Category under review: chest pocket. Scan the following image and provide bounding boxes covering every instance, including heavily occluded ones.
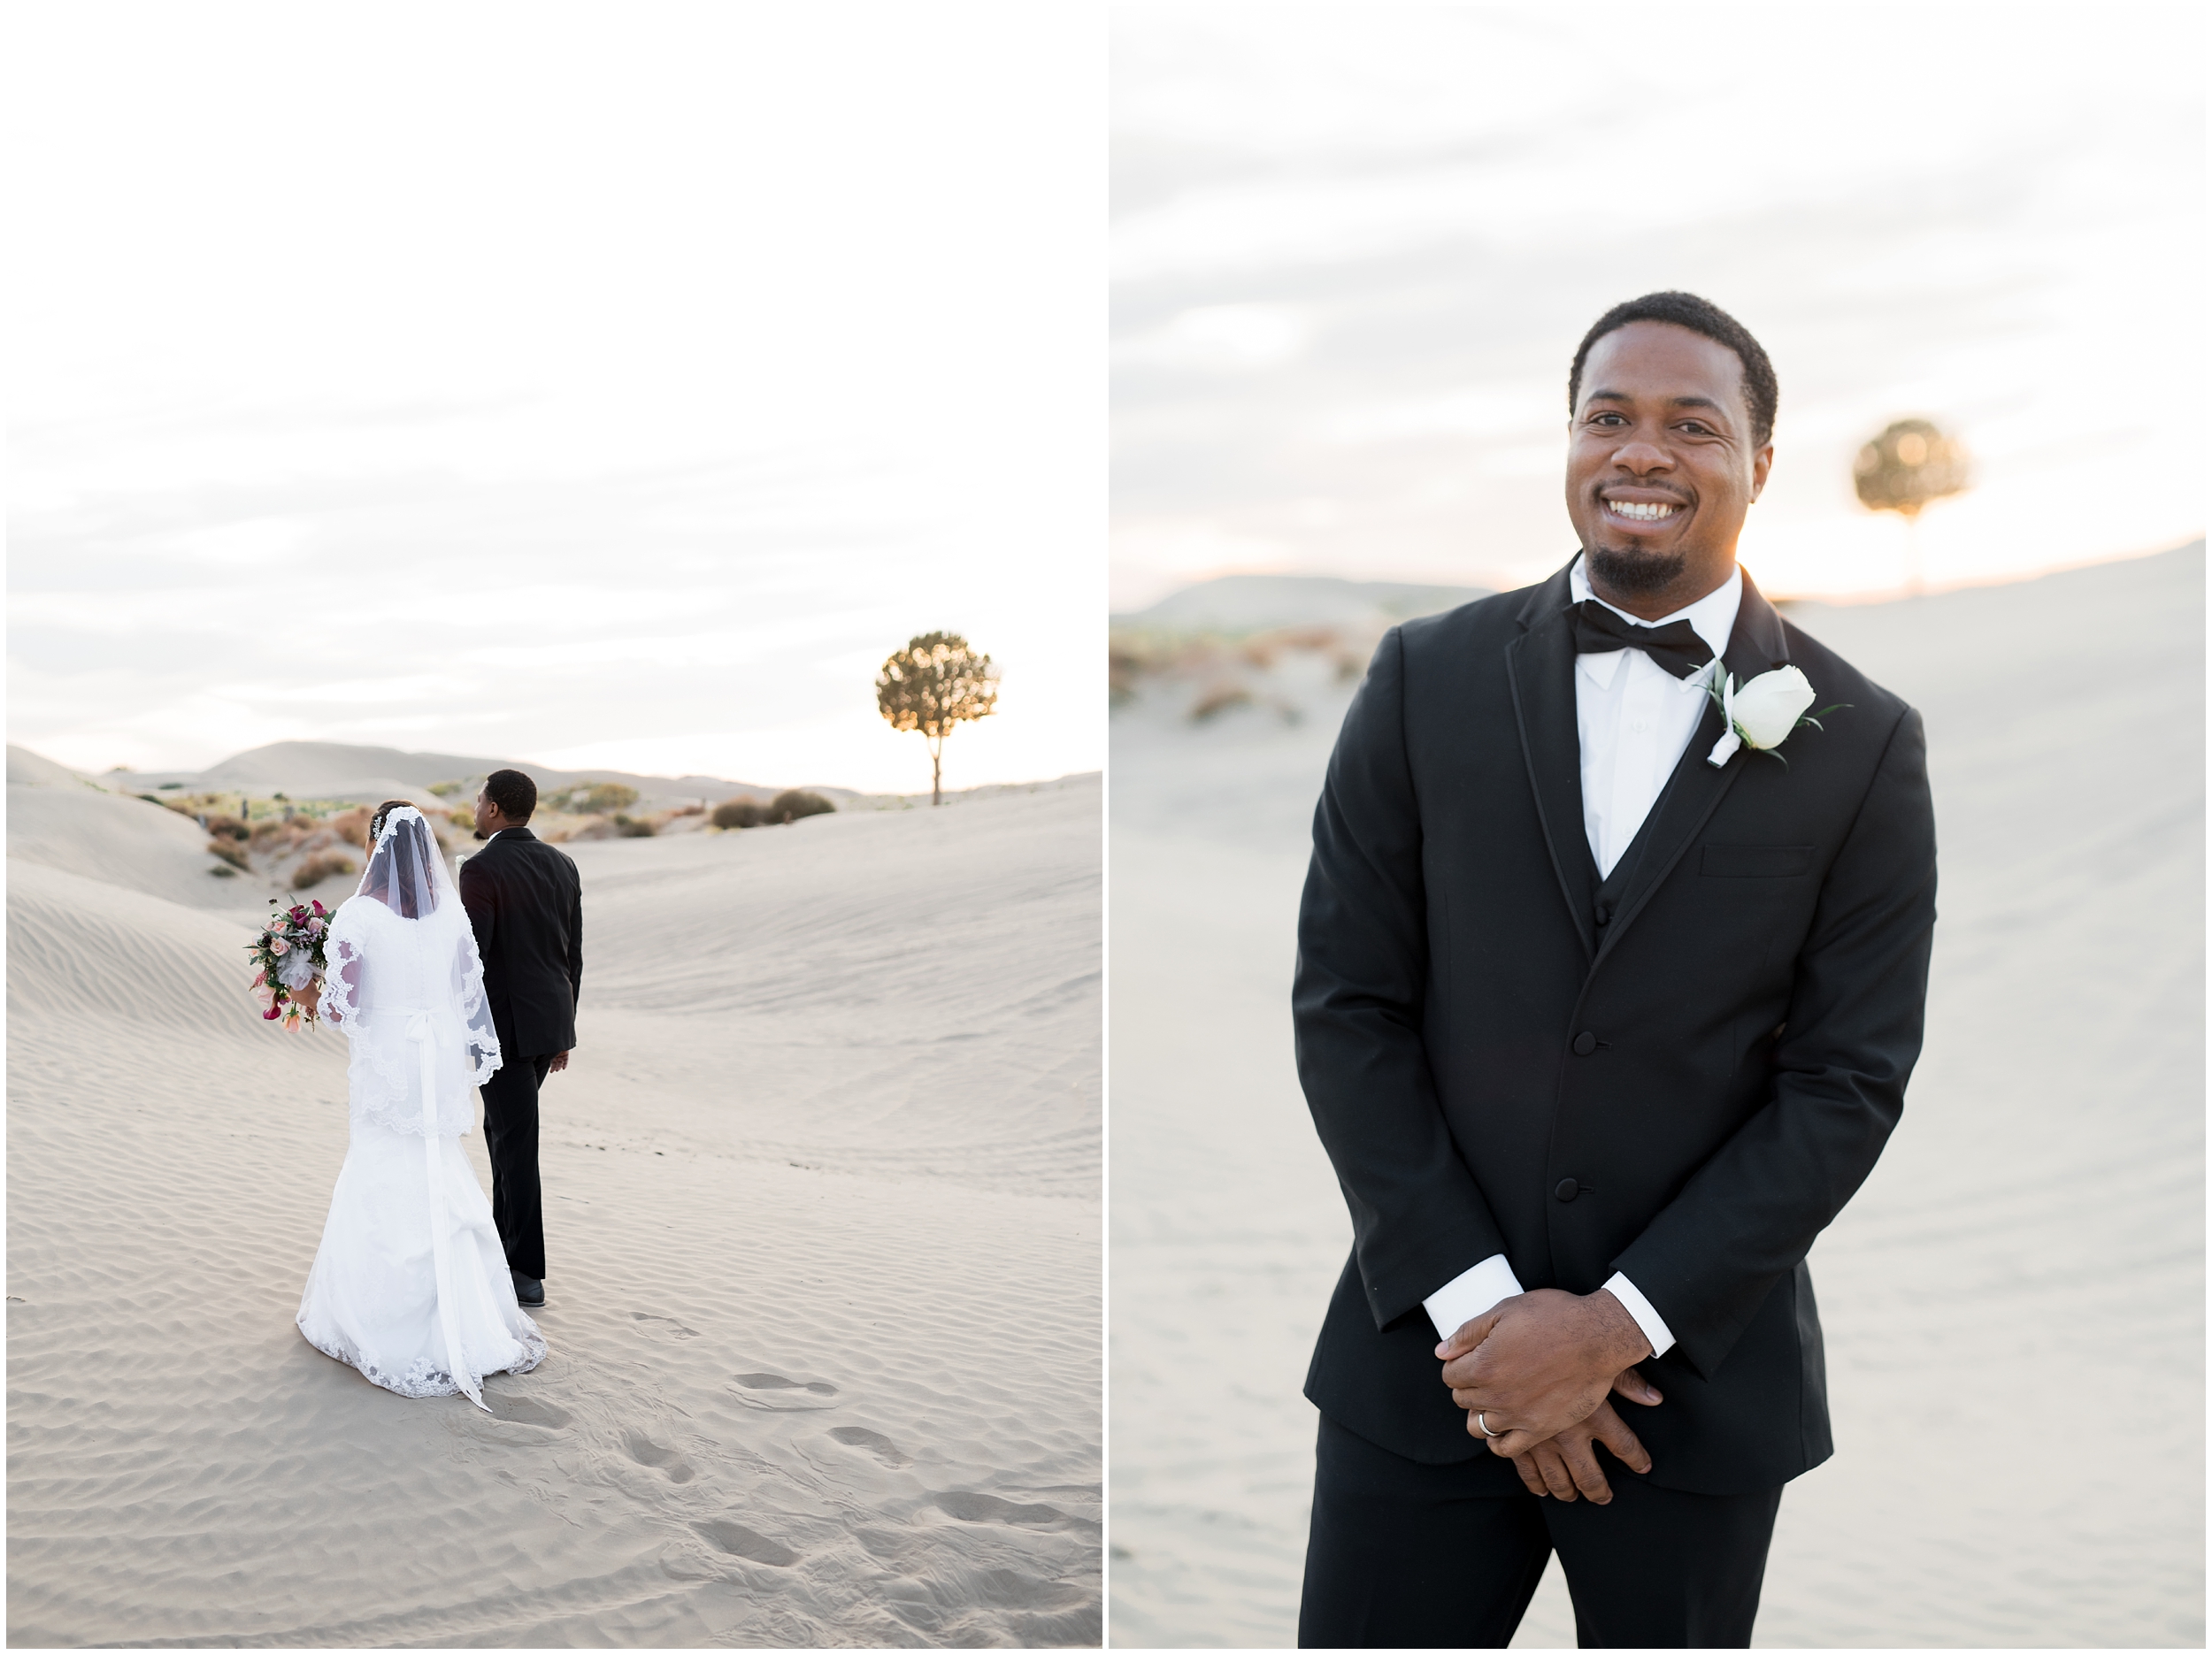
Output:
[1701,844,1815,878]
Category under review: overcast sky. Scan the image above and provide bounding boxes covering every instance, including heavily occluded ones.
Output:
[11,3,1102,791]
[1111,4,2205,609]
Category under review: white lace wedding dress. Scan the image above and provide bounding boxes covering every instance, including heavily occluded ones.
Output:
[296,807,545,1408]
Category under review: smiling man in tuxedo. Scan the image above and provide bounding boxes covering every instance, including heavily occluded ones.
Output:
[1293,292,1936,1647]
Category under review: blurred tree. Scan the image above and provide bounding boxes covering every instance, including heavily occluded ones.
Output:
[876,632,999,806]
[1854,418,1972,593]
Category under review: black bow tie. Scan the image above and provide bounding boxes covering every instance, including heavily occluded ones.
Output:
[1569,599,1715,681]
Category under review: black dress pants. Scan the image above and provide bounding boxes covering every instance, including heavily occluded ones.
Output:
[480,1052,553,1279]
[1299,1414,1783,1649]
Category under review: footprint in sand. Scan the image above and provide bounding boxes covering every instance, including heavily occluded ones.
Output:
[733,1371,837,1395]
[972,1567,1093,1612]
[694,1519,801,1567]
[729,1371,840,1411]
[933,1490,1069,1528]
[485,1396,572,1429]
[630,1312,700,1338]
[623,1430,696,1483]
[827,1425,912,1467]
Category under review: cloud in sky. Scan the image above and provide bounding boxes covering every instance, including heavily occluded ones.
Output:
[1110,4,2205,609]
[10,3,1102,793]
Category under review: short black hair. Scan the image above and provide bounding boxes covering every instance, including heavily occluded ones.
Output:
[482,768,537,824]
[1567,291,1778,448]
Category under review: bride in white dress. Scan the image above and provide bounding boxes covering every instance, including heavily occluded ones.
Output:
[295,802,545,1409]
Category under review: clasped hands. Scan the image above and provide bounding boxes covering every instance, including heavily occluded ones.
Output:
[1437,1287,1661,1505]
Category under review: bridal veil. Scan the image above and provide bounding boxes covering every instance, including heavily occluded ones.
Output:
[321,806,503,1138]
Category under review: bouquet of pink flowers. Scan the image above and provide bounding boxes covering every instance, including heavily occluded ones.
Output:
[249,898,334,1028]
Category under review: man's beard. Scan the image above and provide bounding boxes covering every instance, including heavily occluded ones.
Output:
[472,827,490,841]
[1586,540,1689,598]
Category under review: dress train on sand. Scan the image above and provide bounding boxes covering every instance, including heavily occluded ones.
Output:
[297,1117,544,1401]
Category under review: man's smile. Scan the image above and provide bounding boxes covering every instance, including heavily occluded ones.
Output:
[1597,488,1691,530]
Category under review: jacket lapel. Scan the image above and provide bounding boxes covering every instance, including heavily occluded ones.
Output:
[1506,564,1597,960]
[1590,569,1792,969]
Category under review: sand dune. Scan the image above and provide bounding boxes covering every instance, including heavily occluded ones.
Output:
[6,748,265,912]
[1108,546,2203,1647]
[6,747,90,790]
[1111,573,1492,632]
[8,773,1101,1646]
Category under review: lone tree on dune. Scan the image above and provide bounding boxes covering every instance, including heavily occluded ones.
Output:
[876,632,998,806]
[1853,418,1972,594]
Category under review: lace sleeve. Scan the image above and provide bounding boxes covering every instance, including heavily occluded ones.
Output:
[457,925,503,1086]
[323,936,365,1029]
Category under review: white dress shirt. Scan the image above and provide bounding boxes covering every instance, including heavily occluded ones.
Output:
[1422,559,1744,1361]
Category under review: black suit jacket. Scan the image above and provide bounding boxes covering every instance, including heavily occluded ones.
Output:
[1294,562,1936,1495]
[459,828,584,1059]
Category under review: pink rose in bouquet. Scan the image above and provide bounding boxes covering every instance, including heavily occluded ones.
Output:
[247,898,335,1027]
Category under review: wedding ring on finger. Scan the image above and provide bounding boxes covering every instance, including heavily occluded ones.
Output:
[1477,1411,1503,1438]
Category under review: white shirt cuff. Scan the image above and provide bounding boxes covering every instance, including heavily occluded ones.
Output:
[1601,1270,1676,1359]
[1423,1253,1525,1341]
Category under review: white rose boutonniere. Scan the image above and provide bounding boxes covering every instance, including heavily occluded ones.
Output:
[1705,664,1842,767]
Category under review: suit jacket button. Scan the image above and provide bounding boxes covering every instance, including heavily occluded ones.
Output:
[1571,1031,1597,1055]
[1555,1178,1580,1202]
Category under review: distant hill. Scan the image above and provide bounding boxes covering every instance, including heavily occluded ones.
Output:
[197,742,509,788]
[1113,573,1493,633]
[94,740,841,809]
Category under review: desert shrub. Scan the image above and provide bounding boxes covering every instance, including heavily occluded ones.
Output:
[711,798,766,830]
[324,806,374,849]
[612,814,657,838]
[449,808,474,830]
[208,838,250,870]
[557,818,615,842]
[427,780,465,797]
[1108,642,1139,690]
[770,789,835,824]
[250,818,294,849]
[206,815,250,841]
[559,781,639,815]
[293,852,357,890]
[670,802,704,818]
[1189,683,1253,723]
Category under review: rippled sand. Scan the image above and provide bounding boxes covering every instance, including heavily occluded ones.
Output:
[1108,548,2202,1647]
[9,770,1100,1646]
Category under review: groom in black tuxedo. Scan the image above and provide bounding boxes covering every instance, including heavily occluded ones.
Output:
[459,767,583,1311]
[1294,292,1936,1647]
